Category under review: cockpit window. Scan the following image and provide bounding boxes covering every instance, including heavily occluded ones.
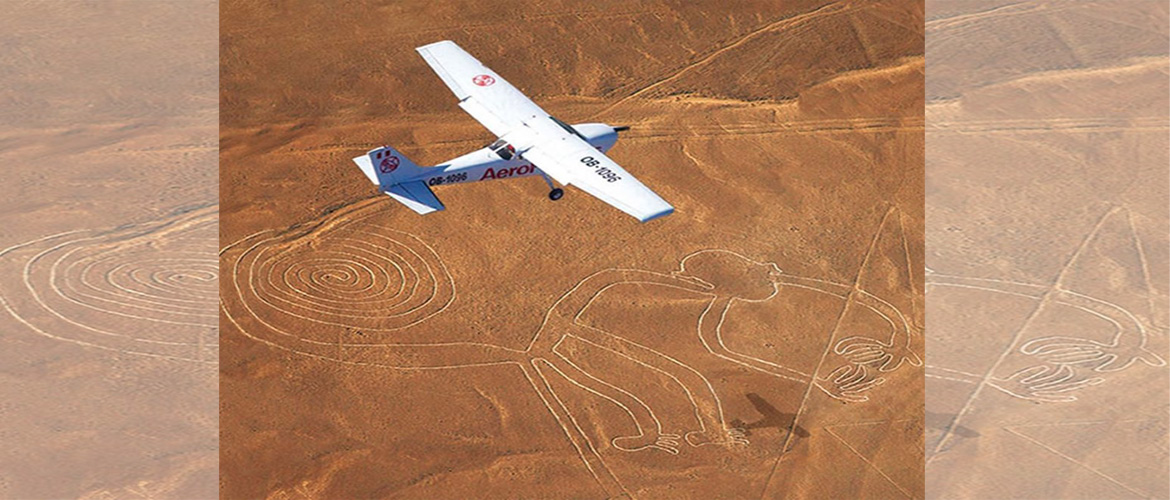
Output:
[488,138,515,160]
[549,116,587,140]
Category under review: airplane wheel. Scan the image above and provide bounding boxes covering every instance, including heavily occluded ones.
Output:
[549,188,564,201]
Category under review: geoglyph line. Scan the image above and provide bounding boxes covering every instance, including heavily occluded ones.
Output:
[927,206,1167,460]
[221,198,921,497]
[824,423,915,499]
[757,205,926,498]
[0,205,218,363]
[1002,427,1151,498]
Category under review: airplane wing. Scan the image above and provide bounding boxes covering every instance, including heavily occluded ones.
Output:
[416,40,673,222]
[415,40,545,137]
[519,129,673,222]
[746,393,780,418]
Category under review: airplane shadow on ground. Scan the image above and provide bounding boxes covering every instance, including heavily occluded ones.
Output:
[730,393,811,439]
[729,395,982,443]
[926,410,981,439]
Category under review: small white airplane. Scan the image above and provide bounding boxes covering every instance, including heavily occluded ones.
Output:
[353,40,674,223]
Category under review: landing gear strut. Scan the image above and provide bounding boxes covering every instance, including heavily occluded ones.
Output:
[540,172,564,201]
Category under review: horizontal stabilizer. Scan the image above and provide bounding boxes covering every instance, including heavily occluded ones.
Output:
[385,181,445,215]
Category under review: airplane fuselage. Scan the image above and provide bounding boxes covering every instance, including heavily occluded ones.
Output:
[358,40,671,221]
[407,123,619,188]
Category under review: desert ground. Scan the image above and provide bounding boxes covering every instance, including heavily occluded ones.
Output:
[925,0,1169,498]
[0,1,218,499]
[220,1,925,498]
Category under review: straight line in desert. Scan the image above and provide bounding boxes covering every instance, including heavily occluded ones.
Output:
[1127,210,1161,332]
[929,205,1123,459]
[758,205,897,499]
[824,422,915,499]
[931,57,1170,101]
[222,9,671,41]
[594,0,857,118]
[268,117,924,157]
[925,1,1051,32]
[927,117,1168,134]
[1002,427,1150,498]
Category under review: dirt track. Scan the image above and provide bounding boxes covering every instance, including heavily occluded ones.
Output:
[220,1,925,498]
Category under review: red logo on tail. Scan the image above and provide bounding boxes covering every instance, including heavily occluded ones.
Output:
[379,155,400,173]
[472,74,495,87]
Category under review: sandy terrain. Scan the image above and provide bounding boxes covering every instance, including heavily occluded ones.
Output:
[220,1,924,498]
[925,0,1169,498]
[0,1,218,499]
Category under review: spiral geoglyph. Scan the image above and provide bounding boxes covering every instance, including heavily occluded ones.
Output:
[221,199,454,355]
[0,206,218,363]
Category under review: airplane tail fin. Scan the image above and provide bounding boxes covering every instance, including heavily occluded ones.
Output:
[352,145,429,188]
[352,145,444,215]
